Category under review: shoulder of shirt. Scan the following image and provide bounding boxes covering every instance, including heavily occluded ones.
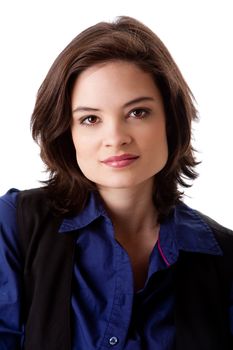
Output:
[195,209,233,235]
[0,188,20,212]
[177,202,233,252]
[194,208,233,252]
[0,187,47,207]
[0,187,49,220]
[176,202,232,233]
[0,189,20,242]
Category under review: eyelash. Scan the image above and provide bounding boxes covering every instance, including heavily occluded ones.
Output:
[79,108,151,127]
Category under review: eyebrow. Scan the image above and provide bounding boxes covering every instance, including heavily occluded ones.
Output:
[72,96,156,113]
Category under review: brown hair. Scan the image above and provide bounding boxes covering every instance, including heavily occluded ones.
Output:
[31,16,199,221]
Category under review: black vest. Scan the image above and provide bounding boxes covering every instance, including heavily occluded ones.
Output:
[17,188,233,350]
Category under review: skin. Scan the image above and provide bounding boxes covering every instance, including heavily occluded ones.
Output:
[71,60,168,290]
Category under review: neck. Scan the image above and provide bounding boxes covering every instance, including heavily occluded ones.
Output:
[98,180,158,237]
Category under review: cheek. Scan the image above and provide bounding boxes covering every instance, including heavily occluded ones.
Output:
[71,127,77,148]
[148,123,168,164]
[71,129,84,156]
[73,141,87,160]
[145,120,167,148]
[71,138,90,175]
[157,130,168,160]
[157,118,167,145]
[71,131,95,163]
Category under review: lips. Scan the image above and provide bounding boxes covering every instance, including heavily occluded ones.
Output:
[102,154,139,163]
[101,154,139,168]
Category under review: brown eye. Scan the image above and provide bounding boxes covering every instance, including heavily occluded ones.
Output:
[129,109,149,119]
[81,115,99,125]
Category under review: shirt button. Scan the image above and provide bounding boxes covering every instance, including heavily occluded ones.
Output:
[109,336,119,346]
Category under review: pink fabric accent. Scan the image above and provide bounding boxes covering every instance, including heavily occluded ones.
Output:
[158,236,170,267]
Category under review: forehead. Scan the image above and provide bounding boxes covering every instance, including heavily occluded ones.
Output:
[71,60,162,107]
[77,60,149,80]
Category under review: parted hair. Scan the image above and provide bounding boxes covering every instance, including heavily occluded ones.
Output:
[31,16,199,221]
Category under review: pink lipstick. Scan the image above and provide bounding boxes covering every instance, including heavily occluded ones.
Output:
[101,154,139,168]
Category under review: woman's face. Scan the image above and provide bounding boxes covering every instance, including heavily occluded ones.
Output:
[71,60,168,191]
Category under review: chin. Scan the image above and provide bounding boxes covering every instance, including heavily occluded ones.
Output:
[96,177,150,190]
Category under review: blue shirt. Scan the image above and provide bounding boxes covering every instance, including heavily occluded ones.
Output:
[0,188,232,350]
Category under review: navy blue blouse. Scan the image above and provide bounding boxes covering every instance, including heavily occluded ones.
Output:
[0,188,233,350]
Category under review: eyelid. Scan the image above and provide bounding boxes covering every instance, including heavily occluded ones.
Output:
[128,107,152,117]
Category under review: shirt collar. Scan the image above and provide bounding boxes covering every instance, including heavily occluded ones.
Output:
[158,202,223,266]
[59,191,109,233]
[59,193,222,262]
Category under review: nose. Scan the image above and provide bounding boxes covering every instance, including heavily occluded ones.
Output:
[102,120,132,148]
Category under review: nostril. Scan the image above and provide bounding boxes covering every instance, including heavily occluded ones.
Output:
[102,134,132,147]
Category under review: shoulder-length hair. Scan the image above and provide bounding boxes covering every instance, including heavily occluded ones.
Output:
[31,16,199,221]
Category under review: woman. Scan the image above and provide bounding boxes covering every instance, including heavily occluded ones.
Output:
[0,16,233,350]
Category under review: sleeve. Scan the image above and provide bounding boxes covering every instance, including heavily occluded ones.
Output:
[0,189,24,349]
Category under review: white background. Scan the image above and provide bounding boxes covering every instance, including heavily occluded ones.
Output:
[0,0,232,227]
